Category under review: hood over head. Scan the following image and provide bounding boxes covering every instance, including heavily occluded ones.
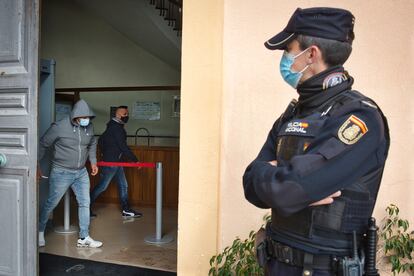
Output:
[71,99,96,121]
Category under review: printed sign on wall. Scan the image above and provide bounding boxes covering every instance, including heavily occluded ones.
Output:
[133,101,161,120]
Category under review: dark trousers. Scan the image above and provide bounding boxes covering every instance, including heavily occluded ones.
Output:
[266,259,335,276]
[90,166,130,210]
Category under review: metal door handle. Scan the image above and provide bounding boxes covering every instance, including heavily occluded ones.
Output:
[0,153,7,167]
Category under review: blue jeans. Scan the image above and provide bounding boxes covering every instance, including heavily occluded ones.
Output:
[39,166,91,238]
[90,166,129,210]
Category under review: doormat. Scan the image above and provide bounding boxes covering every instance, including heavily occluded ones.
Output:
[39,253,177,276]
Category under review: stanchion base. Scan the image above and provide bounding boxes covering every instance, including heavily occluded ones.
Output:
[54,225,78,234]
[144,234,174,245]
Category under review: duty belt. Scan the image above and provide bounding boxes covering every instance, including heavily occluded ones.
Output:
[265,238,339,271]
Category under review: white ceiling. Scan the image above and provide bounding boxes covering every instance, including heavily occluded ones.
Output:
[74,0,182,70]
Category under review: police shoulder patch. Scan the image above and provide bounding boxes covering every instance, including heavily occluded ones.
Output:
[338,115,368,145]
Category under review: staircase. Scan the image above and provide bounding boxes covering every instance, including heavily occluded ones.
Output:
[149,0,182,36]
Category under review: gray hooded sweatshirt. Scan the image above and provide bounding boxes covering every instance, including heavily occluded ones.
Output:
[39,99,97,170]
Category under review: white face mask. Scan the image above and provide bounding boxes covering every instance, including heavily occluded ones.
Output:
[79,118,90,127]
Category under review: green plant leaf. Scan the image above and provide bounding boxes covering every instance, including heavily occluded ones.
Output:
[207,226,265,276]
[379,204,414,275]
[210,256,216,266]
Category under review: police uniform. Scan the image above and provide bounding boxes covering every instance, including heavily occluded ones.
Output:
[243,7,389,276]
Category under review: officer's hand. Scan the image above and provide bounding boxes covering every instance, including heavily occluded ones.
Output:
[268,160,278,166]
[309,191,341,206]
[91,164,99,176]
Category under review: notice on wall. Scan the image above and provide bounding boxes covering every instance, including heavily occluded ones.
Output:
[132,101,161,120]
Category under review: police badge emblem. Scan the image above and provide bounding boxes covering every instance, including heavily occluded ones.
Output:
[322,72,348,90]
[338,115,368,145]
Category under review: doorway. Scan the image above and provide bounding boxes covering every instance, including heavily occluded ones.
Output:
[38,0,181,273]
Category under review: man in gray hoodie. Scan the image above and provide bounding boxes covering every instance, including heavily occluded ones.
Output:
[38,99,103,248]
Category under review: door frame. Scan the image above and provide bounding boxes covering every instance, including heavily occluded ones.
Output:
[0,0,40,275]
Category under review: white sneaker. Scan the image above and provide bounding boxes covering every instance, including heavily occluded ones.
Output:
[77,236,103,248]
[39,232,45,247]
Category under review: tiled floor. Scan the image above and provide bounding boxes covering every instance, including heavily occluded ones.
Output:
[39,203,178,272]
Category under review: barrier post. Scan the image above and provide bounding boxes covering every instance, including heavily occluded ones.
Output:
[54,190,78,234]
[144,162,173,244]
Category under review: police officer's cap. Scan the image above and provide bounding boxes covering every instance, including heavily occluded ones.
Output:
[265,7,355,50]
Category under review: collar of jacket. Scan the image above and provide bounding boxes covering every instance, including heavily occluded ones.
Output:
[112,117,125,125]
[296,66,354,112]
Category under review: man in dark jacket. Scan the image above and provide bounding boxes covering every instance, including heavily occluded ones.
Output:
[90,106,142,218]
[38,99,103,248]
[243,7,389,275]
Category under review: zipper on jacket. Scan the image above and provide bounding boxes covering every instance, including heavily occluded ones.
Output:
[78,127,81,168]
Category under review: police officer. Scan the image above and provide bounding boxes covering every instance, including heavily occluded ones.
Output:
[243,7,389,276]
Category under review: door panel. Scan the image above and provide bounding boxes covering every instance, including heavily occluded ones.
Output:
[0,0,39,275]
[0,88,29,116]
[0,169,26,276]
[0,128,28,155]
[0,0,28,74]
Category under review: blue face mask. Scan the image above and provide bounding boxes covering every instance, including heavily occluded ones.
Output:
[79,118,90,127]
[279,48,311,88]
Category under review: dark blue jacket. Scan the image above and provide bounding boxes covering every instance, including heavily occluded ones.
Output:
[243,66,389,254]
[98,119,138,162]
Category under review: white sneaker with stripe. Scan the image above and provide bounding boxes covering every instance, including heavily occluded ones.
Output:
[77,236,103,248]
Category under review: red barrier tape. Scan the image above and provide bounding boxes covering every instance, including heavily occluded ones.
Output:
[97,161,156,168]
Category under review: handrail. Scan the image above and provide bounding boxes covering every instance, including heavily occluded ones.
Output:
[135,128,150,146]
[150,0,182,36]
[168,0,182,7]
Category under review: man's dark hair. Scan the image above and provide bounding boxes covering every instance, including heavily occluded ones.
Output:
[297,34,353,67]
[117,105,128,110]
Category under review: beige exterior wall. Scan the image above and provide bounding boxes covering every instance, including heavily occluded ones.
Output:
[178,0,224,275]
[179,0,414,275]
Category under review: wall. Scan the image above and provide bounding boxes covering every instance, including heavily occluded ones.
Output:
[81,91,180,147]
[220,0,414,248]
[40,0,180,145]
[179,0,414,274]
[178,0,224,275]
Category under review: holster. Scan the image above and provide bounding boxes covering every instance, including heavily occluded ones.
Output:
[254,227,269,267]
